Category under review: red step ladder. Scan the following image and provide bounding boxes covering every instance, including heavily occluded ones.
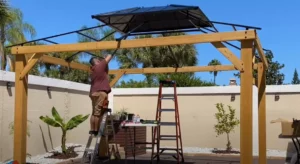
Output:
[152,80,184,163]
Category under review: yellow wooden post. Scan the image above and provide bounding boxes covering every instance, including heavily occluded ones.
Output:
[240,40,254,164]
[13,54,28,164]
[258,62,267,164]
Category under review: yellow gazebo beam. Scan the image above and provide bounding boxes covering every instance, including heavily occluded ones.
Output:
[211,42,244,71]
[40,55,238,74]
[11,30,257,55]
[254,36,268,68]
[19,53,43,79]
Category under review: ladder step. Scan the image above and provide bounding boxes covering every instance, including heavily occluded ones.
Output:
[160,138,176,140]
[160,80,175,85]
[160,135,177,140]
[160,97,174,100]
[160,109,175,112]
[160,122,177,126]
[160,148,182,151]
[85,148,94,152]
[135,142,156,144]
[159,152,180,156]
[160,135,178,138]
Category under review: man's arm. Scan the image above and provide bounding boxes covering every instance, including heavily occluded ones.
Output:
[105,54,115,63]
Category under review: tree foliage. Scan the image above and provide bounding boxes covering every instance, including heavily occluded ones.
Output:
[0,2,36,70]
[40,107,89,154]
[116,73,215,88]
[234,50,285,85]
[292,68,300,84]
[117,33,197,69]
[214,103,240,151]
[208,59,221,85]
[115,32,215,87]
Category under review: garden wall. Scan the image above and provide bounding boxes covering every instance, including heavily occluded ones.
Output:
[0,70,300,161]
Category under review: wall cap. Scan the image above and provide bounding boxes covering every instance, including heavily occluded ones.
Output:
[1,70,299,94]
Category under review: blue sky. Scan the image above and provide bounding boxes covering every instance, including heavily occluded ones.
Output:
[9,0,300,85]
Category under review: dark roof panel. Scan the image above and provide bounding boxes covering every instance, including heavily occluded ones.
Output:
[91,4,212,34]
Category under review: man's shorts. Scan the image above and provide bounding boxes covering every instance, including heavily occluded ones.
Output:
[90,91,109,116]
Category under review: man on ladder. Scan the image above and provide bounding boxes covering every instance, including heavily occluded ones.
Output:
[88,53,115,159]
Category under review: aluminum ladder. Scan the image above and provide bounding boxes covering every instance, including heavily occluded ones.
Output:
[81,108,119,164]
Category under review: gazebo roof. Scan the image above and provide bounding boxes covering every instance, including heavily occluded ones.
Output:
[91,4,212,34]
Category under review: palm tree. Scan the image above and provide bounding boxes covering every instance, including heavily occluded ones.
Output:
[118,33,197,68]
[77,23,116,58]
[116,32,198,86]
[77,24,118,83]
[0,0,9,70]
[208,59,221,85]
[0,0,9,20]
[0,3,36,70]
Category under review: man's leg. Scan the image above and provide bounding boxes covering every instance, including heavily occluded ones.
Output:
[90,92,104,135]
[97,92,109,157]
[90,97,97,134]
[94,92,107,132]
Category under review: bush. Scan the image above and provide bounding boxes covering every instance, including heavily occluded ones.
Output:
[214,103,240,151]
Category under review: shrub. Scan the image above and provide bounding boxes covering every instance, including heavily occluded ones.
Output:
[214,103,240,151]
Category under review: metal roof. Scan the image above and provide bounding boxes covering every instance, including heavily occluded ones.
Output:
[91,4,212,34]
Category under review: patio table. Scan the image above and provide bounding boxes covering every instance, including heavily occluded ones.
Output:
[121,122,159,164]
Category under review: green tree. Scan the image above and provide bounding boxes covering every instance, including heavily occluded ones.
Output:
[77,23,116,57]
[292,68,300,84]
[208,59,221,85]
[116,79,151,88]
[0,0,9,22]
[74,23,116,83]
[41,55,91,84]
[214,103,240,152]
[117,33,197,68]
[39,107,89,154]
[156,73,214,87]
[234,50,285,85]
[116,73,215,88]
[117,32,199,86]
[0,3,36,70]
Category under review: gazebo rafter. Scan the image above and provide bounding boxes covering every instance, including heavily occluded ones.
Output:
[8,4,268,164]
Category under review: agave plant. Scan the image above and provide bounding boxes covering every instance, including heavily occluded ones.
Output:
[40,107,89,154]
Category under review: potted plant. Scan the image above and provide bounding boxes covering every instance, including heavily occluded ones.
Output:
[115,108,128,121]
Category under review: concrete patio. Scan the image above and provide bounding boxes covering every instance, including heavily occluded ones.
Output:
[60,153,288,164]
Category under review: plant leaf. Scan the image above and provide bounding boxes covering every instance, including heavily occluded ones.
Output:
[51,107,64,125]
[39,116,61,127]
[66,114,89,130]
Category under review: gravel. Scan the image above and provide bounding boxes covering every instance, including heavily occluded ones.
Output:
[25,143,85,164]
[146,146,291,157]
[1,143,292,164]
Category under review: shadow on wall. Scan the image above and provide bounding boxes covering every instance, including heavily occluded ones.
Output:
[47,87,52,99]
[286,141,297,161]
[39,125,49,152]
[39,125,55,152]
[6,82,12,97]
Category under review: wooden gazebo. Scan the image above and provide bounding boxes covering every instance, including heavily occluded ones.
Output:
[8,4,268,164]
